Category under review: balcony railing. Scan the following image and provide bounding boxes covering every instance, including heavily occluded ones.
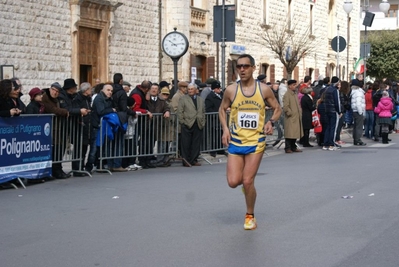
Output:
[191,7,207,30]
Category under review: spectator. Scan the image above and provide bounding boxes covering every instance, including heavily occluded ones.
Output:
[131,80,153,168]
[85,83,117,173]
[300,85,315,147]
[171,81,188,112]
[350,79,366,146]
[278,79,287,108]
[177,83,206,166]
[200,78,215,100]
[374,91,393,144]
[0,79,24,117]
[283,80,303,153]
[26,87,45,114]
[123,97,141,170]
[322,76,341,151]
[157,87,174,167]
[205,80,224,157]
[42,82,70,179]
[110,73,136,172]
[364,82,376,139]
[146,83,170,168]
[71,82,92,176]
[335,81,350,146]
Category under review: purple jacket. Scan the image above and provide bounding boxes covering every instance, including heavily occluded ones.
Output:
[374,97,393,118]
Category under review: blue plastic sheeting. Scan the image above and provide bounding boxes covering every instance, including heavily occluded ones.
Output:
[0,115,52,184]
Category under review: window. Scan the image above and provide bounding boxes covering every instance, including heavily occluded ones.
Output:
[387,4,398,18]
[328,0,336,40]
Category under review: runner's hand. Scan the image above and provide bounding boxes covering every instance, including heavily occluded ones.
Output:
[264,121,273,135]
[222,128,231,147]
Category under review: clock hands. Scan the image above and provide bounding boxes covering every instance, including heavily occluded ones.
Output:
[168,40,177,46]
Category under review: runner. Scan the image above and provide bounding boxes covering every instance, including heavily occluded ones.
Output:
[219,54,281,230]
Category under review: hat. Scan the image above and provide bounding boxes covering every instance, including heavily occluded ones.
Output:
[351,79,362,87]
[29,87,43,100]
[51,82,62,90]
[257,74,266,81]
[161,87,170,95]
[205,78,216,84]
[331,76,340,84]
[159,81,170,88]
[122,81,131,87]
[266,82,272,86]
[178,81,188,87]
[199,83,207,89]
[287,79,297,85]
[211,81,221,89]
[63,78,78,90]
[318,75,325,81]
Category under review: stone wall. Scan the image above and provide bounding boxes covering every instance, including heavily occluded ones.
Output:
[0,0,361,105]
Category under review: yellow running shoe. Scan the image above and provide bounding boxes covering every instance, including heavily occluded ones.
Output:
[244,214,257,230]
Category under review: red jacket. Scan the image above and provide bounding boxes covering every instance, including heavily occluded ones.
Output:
[365,89,373,110]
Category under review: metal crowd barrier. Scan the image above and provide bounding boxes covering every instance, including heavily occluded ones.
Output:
[52,115,90,176]
[97,113,178,174]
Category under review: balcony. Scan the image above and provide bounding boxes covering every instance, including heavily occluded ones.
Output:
[191,7,207,30]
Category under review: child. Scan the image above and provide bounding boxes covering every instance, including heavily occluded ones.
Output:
[374,91,393,144]
[26,87,44,114]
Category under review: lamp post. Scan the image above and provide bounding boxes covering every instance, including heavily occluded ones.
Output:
[343,1,353,81]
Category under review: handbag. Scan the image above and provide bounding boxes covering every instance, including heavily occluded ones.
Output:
[312,110,322,133]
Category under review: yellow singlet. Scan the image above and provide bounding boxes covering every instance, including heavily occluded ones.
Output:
[228,81,266,155]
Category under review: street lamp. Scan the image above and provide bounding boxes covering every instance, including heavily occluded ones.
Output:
[343,1,353,81]
[380,0,391,14]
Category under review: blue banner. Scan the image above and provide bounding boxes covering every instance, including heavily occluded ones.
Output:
[0,115,52,184]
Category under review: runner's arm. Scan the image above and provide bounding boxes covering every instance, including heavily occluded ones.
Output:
[261,84,282,134]
[219,85,233,147]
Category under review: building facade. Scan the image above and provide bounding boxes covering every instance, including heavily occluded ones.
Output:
[0,0,360,103]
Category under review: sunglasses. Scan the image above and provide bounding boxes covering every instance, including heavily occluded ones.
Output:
[236,64,252,70]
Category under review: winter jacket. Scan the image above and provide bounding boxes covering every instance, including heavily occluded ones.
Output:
[324,85,341,113]
[72,91,92,144]
[91,91,115,129]
[26,100,44,114]
[58,90,81,116]
[278,83,287,108]
[350,87,366,115]
[0,96,26,117]
[374,97,393,118]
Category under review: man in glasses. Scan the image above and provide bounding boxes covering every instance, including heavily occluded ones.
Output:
[219,54,281,230]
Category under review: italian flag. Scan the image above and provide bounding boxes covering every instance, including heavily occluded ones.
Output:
[354,58,365,74]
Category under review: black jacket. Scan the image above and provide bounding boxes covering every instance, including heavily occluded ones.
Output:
[26,100,44,114]
[72,92,92,144]
[205,91,223,113]
[91,91,115,129]
[58,90,81,116]
[301,94,315,130]
[0,96,26,117]
[112,84,136,121]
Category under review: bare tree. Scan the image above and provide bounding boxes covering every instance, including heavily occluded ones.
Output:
[262,17,318,79]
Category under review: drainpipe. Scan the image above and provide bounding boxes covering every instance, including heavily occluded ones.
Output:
[216,0,219,81]
[159,0,163,82]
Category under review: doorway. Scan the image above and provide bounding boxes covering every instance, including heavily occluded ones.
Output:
[79,27,100,85]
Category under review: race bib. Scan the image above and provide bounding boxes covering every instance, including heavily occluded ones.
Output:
[238,112,259,129]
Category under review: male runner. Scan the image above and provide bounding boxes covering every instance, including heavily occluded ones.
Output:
[219,54,281,230]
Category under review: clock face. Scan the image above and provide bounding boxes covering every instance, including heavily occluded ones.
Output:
[162,32,189,58]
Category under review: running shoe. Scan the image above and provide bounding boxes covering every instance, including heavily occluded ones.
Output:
[244,214,257,230]
[322,146,328,150]
[133,164,143,170]
[127,165,138,171]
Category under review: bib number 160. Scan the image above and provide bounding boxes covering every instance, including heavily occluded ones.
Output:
[239,119,257,129]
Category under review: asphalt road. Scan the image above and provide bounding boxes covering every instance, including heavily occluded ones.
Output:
[1,132,399,267]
